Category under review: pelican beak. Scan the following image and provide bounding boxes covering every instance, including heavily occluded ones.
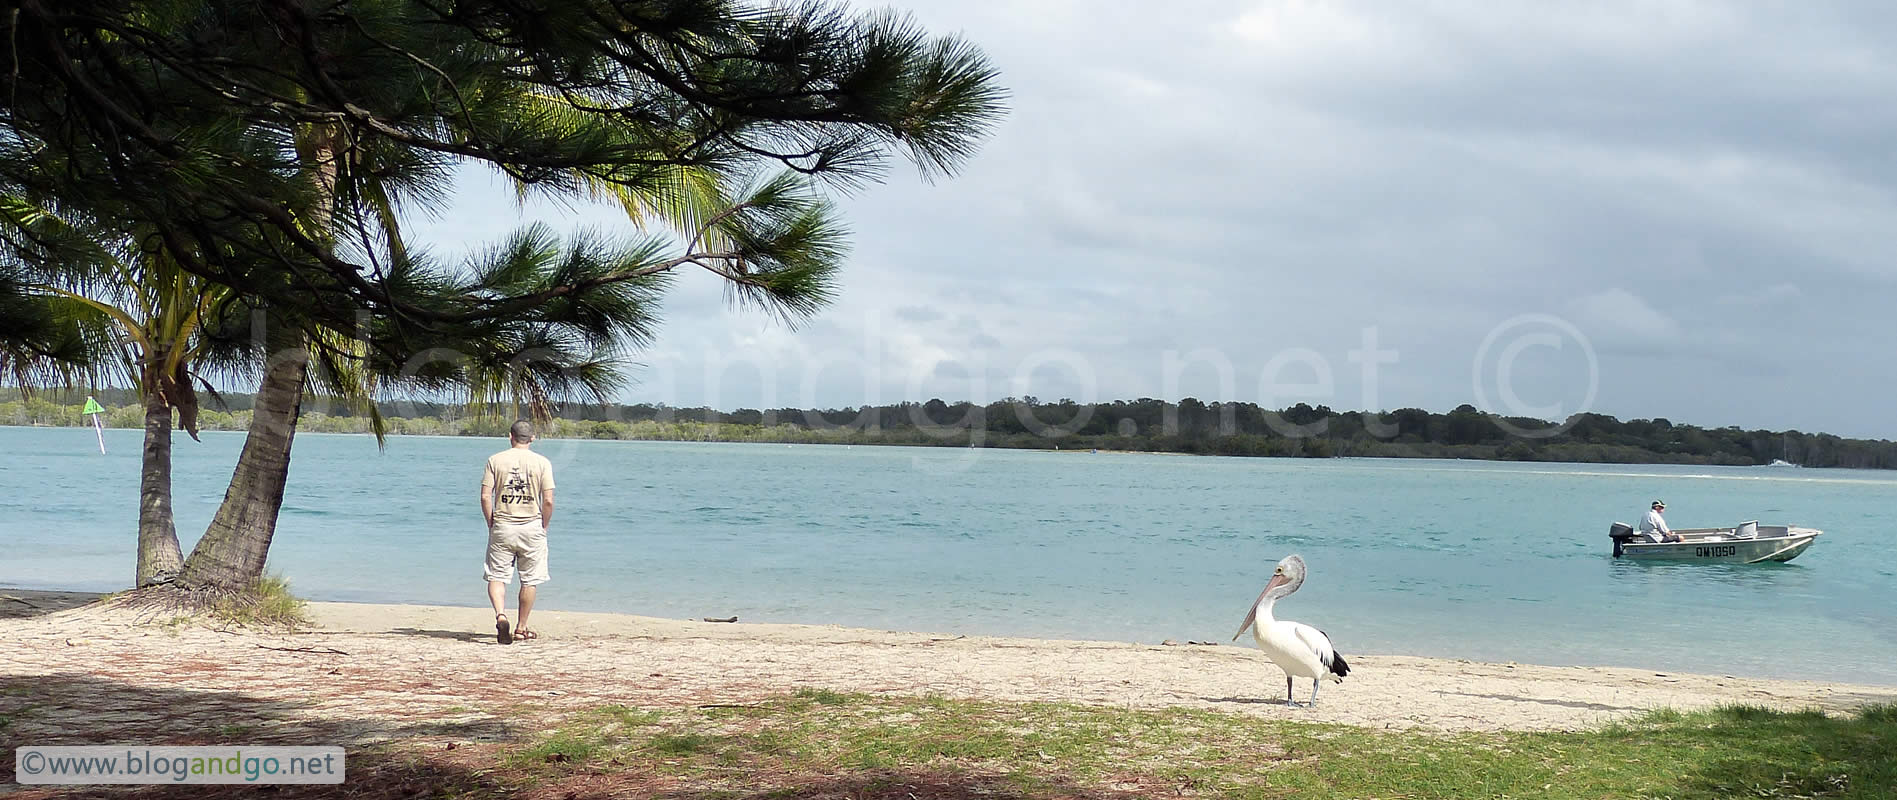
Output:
[1232,574,1290,641]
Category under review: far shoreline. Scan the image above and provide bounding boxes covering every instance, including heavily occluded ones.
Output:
[4,422,1888,472]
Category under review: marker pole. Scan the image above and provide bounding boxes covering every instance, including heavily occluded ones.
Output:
[82,396,108,454]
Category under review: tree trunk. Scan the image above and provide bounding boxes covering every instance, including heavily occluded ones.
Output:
[135,388,184,586]
[175,123,340,593]
[175,340,310,590]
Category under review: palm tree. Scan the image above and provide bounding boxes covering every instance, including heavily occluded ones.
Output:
[0,191,650,592]
[170,121,691,591]
[0,277,100,394]
[42,255,245,587]
[175,227,679,590]
[3,0,1007,595]
[0,135,713,593]
[0,196,259,586]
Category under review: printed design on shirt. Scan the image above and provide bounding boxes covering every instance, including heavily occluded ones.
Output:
[498,468,536,507]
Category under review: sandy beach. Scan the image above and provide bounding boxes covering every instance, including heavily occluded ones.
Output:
[3,589,1893,756]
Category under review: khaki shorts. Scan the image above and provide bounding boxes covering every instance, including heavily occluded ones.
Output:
[484,521,549,586]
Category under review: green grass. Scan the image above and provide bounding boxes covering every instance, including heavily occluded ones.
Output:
[650,732,717,755]
[507,705,662,767]
[495,693,1897,799]
[210,574,308,628]
[793,687,854,706]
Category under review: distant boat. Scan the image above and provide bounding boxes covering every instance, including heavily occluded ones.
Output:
[1766,459,1799,467]
[1607,521,1820,563]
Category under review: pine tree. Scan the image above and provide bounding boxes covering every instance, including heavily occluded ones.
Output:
[1,0,1004,592]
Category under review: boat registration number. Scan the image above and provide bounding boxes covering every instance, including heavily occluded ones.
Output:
[1695,545,1738,558]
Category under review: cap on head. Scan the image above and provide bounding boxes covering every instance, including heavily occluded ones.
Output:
[1652,500,1665,510]
[509,420,535,443]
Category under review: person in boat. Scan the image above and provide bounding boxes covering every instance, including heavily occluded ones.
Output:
[1638,500,1680,543]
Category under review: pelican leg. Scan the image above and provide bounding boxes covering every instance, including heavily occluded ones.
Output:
[1284,676,1297,707]
[1308,680,1319,708]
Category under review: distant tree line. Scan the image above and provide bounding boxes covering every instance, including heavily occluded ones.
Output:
[10,389,1893,469]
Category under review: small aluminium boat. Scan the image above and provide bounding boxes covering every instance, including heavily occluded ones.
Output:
[1607,520,1821,563]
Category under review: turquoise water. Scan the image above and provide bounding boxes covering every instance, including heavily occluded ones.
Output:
[7,426,1895,684]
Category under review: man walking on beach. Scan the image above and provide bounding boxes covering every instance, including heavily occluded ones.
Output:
[481,420,555,644]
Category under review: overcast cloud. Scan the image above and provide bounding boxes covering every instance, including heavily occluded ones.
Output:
[405,1,1897,439]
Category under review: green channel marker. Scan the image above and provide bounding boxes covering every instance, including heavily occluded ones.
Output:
[82,396,105,415]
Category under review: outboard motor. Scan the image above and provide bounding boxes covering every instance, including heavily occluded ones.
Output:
[1608,522,1638,557]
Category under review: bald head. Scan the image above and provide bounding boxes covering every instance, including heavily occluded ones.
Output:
[509,420,535,444]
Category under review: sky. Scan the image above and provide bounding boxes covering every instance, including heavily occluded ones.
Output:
[404,1,1897,440]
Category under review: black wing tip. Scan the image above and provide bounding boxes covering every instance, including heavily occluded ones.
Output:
[1314,627,1351,678]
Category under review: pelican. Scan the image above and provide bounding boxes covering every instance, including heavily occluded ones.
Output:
[1232,554,1350,707]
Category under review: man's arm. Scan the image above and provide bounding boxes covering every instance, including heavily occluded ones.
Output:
[539,488,555,530]
[480,469,495,526]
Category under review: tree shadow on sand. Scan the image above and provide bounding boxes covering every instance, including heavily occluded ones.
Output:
[0,673,518,799]
[526,771,1141,800]
[16,766,1133,800]
[1,675,1134,800]
[0,591,106,622]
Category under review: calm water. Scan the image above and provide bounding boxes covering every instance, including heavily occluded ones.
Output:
[6,426,1895,684]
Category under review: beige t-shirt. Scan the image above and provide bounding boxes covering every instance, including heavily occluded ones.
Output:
[484,447,555,525]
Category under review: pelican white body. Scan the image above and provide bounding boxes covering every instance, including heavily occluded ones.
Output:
[1233,554,1350,706]
[1248,619,1345,685]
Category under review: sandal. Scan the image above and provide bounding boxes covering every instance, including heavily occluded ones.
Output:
[496,613,513,645]
[516,629,538,641]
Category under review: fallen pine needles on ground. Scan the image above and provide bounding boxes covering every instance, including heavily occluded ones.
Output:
[10,692,1892,799]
